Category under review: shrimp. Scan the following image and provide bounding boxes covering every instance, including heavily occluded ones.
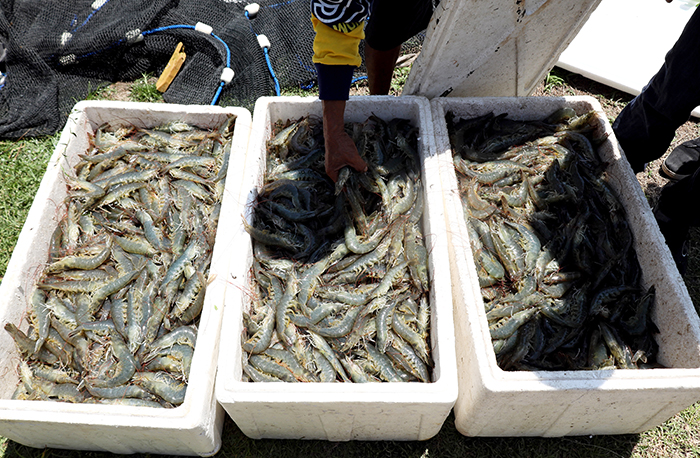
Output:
[86,331,137,389]
[132,371,187,405]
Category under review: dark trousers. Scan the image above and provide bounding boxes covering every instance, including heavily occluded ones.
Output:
[657,164,700,226]
[612,6,700,225]
[364,0,435,51]
[612,6,700,173]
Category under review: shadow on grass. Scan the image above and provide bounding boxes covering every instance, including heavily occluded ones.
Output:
[220,413,640,458]
[3,412,640,458]
[548,67,636,106]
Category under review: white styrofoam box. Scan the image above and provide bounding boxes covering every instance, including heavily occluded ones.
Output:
[215,95,458,441]
[431,95,700,437]
[0,101,251,456]
[403,0,601,99]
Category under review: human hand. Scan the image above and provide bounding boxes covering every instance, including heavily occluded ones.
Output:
[324,128,367,182]
[322,100,368,182]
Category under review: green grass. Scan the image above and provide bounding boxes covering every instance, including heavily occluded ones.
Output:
[129,73,163,103]
[0,135,58,279]
[634,403,700,457]
[390,66,412,95]
[543,69,567,93]
[84,81,115,101]
[4,411,699,458]
[280,84,319,97]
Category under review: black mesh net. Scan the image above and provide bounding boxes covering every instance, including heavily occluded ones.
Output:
[0,0,426,140]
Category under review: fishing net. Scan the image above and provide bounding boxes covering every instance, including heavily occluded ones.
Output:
[0,0,428,140]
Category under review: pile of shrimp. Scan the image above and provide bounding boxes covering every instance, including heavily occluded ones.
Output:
[241,115,433,383]
[6,117,236,406]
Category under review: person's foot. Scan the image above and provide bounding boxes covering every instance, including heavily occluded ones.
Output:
[653,205,690,276]
[660,138,700,182]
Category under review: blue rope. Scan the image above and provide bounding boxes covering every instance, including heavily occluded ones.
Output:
[141,24,196,36]
[265,0,297,9]
[211,33,231,68]
[295,54,315,74]
[212,81,225,106]
[142,24,232,105]
[62,0,112,48]
[244,11,255,33]
[263,47,281,96]
[140,24,232,71]
[245,7,281,96]
[72,0,112,33]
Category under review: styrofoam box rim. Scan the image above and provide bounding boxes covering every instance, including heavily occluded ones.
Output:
[0,101,252,455]
[215,95,458,440]
[432,95,700,436]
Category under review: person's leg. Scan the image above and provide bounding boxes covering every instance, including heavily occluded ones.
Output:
[612,6,700,172]
[653,166,700,274]
[365,44,401,95]
[656,165,700,227]
[364,0,434,94]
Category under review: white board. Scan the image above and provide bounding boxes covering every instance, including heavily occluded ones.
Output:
[557,0,700,117]
[403,0,602,99]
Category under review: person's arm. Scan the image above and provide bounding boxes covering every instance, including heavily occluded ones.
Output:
[322,99,368,182]
[311,4,368,181]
